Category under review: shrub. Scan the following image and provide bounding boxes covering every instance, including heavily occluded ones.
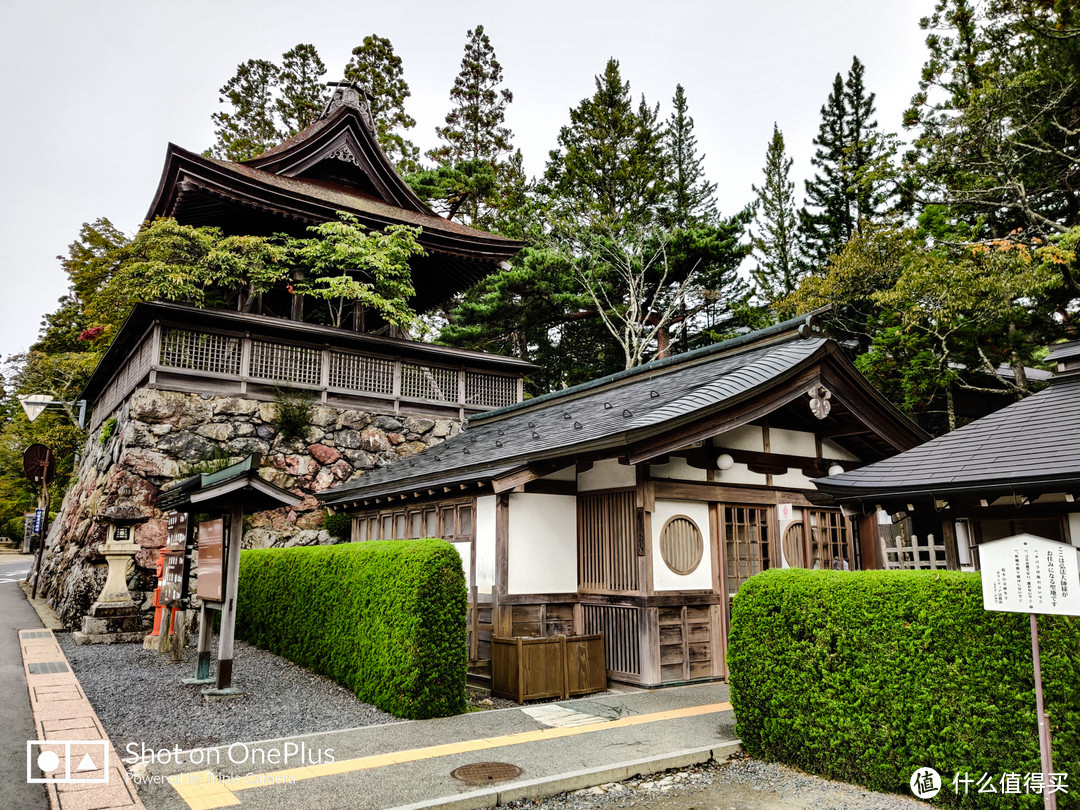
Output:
[99,417,117,444]
[236,539,467,719]
[322,511,352,541]
[273,388,314,440]
[728,569,1080,806]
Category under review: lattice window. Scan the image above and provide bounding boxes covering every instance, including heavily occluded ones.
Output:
[328,351,393,394]
[465,372,517,407]
[582,604,640,675]
[250,341,320,385]
[807,509,853,570]
[579,491,639,592]
[159,329,241,375]
[354,499,475,543]
[723,506,771,598]
[401,362,457,402]
[782,521,807,568]
[659,516,704,575]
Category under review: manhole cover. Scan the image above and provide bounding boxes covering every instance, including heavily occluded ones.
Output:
[451,762,522,784]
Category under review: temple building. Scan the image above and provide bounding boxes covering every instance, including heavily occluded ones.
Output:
[317,313,929,687]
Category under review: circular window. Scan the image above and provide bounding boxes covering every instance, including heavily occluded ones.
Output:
[660,516,704,575]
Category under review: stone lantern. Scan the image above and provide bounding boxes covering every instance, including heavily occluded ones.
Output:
[73,490,148,645]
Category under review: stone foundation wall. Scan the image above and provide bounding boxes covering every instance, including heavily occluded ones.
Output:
[35,387,461,628]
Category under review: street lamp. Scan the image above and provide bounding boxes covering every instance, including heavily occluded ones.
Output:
[18,394,87,429]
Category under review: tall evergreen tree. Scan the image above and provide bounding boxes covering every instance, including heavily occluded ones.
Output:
[276,44,327,135]
[798,56,894,270]
[662,84,717,227]
[344,35,421,174]
[210,59,281,161]
[751,124,800,305]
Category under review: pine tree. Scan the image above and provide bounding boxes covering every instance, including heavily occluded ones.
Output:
[276,44,326,135]
[211,59,281,161]
[544,58,665,234]
[344,35,421,174]
[751,124,800,304]
[663,84,716,227]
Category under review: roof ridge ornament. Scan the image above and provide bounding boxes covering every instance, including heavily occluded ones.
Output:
[320,80,375,134]
[798,311,827,340]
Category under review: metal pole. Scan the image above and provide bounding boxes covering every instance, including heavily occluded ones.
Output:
[30,486,50,600]
[1031,612,1057,810]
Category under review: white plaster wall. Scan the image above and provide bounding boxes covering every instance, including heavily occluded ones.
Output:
[777,506,804,568]
[770,428,817,456]
[474,495,496,594]
[771,469,816,489]
[450,541,472,590]
[652,500,713,591]
[713,424,762,451]
[1070,513,1080,547]
[650,457,707,481]
[713,462,766,486]
[577,457,636,491]
[507,493,578,594]
[822,438,860,462]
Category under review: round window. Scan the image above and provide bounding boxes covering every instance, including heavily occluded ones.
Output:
[660,516,704,575]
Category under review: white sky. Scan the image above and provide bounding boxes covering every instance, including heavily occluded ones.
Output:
[0,0,936,360]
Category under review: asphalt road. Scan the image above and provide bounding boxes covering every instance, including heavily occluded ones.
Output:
[0,555,48,809]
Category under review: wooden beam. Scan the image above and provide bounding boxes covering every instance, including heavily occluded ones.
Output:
[495,493,509,595]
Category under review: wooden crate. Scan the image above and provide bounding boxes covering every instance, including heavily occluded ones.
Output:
[491,634,606,702]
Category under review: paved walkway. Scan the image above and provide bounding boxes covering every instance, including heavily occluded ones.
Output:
[14,576,739,810]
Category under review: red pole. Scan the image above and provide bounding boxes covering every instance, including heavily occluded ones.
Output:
[1031,612,1056,810]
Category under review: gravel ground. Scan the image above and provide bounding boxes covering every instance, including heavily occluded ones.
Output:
[57,632,398,751]
[502,756,930,810]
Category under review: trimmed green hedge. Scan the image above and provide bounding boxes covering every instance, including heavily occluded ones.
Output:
[236,539,467,719]
[728,569,1080,807]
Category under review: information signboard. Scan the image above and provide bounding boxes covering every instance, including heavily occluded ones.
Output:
[165,512,188,550]
[198,518,225,603]
[979,534,1080,616]
[160,553,188,606]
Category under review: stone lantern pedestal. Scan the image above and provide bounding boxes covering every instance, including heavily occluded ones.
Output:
[73,504,148,645]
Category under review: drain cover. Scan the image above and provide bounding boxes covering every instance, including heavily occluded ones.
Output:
[451,762,522,784]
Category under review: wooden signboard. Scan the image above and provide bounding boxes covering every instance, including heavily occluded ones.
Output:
[198,518,225,603]
[165,512,188,550]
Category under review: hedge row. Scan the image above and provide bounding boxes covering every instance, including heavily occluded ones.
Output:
[236,539,467,719]
[728,569,1080,807]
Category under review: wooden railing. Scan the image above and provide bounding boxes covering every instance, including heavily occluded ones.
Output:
[90,324,524,429]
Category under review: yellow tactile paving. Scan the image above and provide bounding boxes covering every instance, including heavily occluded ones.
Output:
[165,700,734,809]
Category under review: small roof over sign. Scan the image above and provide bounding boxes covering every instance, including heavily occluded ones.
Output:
[158,454,302,513]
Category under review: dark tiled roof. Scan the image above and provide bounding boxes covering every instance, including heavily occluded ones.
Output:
[320,335,831,506]
[814,374,1080,502]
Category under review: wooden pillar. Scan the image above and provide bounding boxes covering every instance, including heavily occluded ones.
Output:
[856,512,880,570]
[495,494,510,635]
[214,504,244,693]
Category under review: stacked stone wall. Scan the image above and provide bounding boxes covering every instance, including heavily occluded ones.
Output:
[35,387,461,628]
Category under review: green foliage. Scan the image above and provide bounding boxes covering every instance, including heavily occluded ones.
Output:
[3,514,27,540]
[99,418,117,444]
[236,540,467,719]
[751,124,802,307]
[662,84,717,227]
[273,389,314,441]
[322,511,352,541]
[344,35,420,174]
[728,569,1080,806]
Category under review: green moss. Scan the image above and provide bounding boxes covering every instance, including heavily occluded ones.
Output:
[99,417,117,444]
[236,539,467,719]
[322,511,352,541]
[727,569,1080,807]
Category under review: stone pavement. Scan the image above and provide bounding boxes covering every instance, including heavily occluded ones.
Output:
[20,628,145,810]
[16,597,740,810]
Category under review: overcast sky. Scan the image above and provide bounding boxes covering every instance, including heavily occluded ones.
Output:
[0,0,936,362]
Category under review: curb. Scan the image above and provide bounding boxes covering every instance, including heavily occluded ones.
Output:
[388,741,743,810]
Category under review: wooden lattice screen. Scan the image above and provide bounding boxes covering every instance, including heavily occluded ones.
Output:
[578,491,639,592]
[880,532,949,570]
[723,506,771,598]
[806,509,854,570]
[328,352,393,394]
[582,604,640,676]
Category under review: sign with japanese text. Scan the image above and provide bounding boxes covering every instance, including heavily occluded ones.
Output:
[165,512,188,550]
[979,534,1080,616]
[160,552,188,606]
[32,508,44,535]
[197,518,225,603]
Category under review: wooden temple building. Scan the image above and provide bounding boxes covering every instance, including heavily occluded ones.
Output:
[318,314,930,687]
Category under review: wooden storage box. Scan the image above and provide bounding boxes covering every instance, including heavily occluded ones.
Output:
[491,633,606,703]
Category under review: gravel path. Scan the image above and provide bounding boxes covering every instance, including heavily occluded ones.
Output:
[502,756,930,810]
[57,632,398,751]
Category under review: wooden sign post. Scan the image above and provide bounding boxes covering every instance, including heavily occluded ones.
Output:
[979,534,1080,810]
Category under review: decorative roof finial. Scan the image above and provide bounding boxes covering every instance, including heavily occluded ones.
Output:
[320,81,375,133]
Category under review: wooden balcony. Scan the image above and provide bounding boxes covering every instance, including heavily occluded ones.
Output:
[84,303,532,430]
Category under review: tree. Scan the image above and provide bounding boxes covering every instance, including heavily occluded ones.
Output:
[662,84,717,227]
[750,124,801,306]
[423,25,515,227]
[276,44,327,135]
[210,44,329,162]
[344,35,421,173]
[799,57,895,270]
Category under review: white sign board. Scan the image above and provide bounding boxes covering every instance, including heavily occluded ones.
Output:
[777,503,794,522]
[979,534,1080,616]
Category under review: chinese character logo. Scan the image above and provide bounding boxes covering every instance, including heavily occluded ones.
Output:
[911,767,942,799]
